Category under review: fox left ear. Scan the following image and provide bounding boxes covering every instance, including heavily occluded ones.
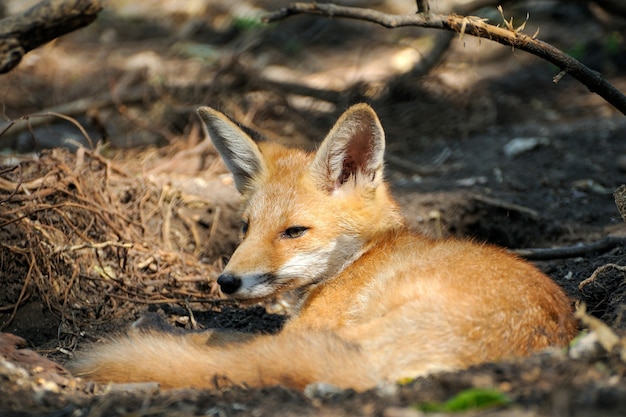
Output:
[310,103,385,193]
[197,107,266,193]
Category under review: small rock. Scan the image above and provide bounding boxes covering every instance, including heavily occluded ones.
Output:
[568,331,603,360]
[503,137,550,157]
[304,382,346,399]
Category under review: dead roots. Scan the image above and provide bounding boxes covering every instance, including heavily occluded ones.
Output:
[0,145,232,333]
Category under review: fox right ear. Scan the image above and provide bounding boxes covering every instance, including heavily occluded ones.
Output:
[310,103,385,194]
[197,107,265,193]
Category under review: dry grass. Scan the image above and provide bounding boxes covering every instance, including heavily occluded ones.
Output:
[0,139,241,336]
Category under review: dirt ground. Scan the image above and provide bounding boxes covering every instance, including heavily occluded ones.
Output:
[2,0,626,416]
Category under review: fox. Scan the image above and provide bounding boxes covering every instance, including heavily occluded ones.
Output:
[70,103,578,391]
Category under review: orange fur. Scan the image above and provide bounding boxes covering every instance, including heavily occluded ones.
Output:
[70,104,577,391]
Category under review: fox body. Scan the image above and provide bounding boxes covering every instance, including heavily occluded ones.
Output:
[70,104,577,391]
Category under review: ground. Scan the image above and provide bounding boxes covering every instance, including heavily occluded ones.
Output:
[1,0,626,416]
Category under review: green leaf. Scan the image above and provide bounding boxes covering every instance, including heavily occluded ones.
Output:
[233,16,264,31]
[415,388,510,413]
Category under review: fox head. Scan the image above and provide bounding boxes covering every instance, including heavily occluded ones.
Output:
[197,104,403,301]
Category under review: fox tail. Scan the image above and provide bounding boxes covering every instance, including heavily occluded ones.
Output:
[69,329,378,391]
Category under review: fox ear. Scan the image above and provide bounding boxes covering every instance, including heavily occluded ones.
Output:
[197,107,265,193]
[310,103,385,193]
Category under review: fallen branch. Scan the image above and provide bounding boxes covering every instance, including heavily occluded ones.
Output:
[0,0,102,74]
[514,236,626,260]
[0,86,151,138]
[472,194,539,220]
[263,2,626,116]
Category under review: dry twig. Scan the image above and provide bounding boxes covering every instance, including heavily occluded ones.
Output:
[578,262,626,292]
[54,241,133,254]
[575,303,625,360]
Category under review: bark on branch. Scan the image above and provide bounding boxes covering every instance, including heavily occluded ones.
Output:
[263,2,626,116]
[0,0,102,74]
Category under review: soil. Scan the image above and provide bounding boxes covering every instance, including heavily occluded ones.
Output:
[2,0,626,416]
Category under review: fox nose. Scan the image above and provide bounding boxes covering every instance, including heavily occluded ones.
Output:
[217,273,242,294]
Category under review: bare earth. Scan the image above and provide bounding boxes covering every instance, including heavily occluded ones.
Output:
[1,1,626,416]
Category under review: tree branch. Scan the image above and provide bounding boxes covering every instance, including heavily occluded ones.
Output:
[263,2,626,116]
[0,0,102,74]
[416,0,429,14]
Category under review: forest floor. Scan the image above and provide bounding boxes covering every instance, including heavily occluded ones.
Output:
[2,0,626,416]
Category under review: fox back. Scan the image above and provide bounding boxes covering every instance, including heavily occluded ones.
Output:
[70,104,577,390]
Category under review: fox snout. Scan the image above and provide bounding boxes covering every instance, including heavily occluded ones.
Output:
[217,273,241,294]
[216,271,279,300]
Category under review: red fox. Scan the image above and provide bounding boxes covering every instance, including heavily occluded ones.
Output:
[70,104,577,391]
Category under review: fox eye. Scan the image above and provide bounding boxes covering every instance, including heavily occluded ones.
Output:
[240,221,249,237]
[282,226,308,239]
